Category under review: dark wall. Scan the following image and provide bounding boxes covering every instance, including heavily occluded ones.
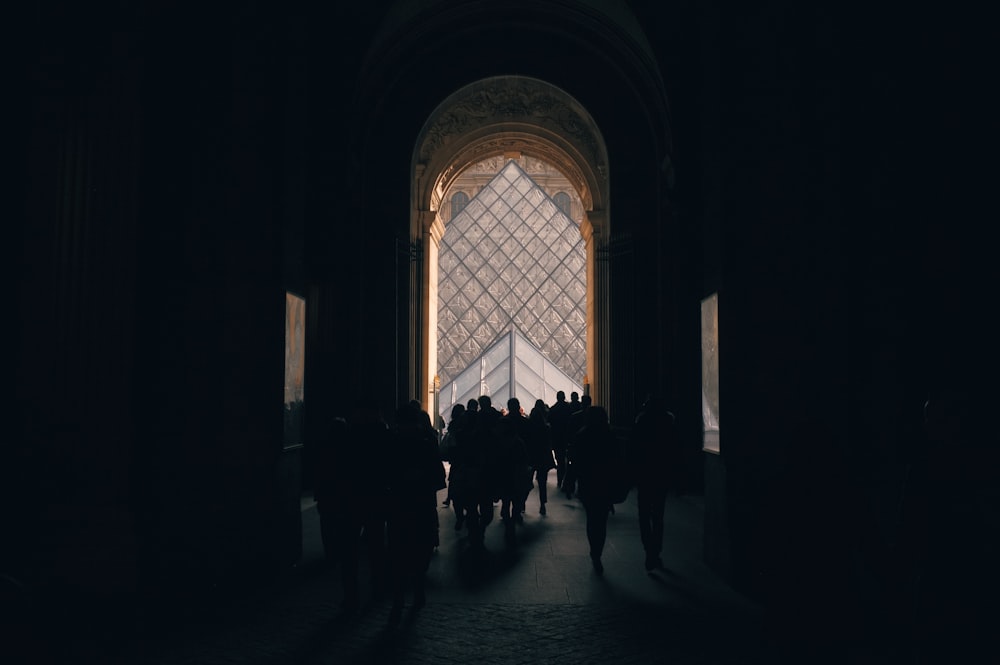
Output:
[134,4,290,593]
[16,1,301,597]
[16,2,145,593]
[693,0,994,651]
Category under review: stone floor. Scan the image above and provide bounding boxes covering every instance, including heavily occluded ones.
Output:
[17,473,893,665]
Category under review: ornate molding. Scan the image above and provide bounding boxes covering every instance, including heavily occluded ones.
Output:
[422,78,597,156]
[417,77,607,212]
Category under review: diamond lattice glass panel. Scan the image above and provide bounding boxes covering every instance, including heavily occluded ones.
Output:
[538,251,562,272]
[526,188,545,207]
[465,198,486,219]
[478,186,500,209]
[564,251,585,274]
[437,160,586,385]
[439,250,459,274]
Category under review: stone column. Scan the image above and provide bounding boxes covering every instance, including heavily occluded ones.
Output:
[582,209,608,411]
[415,209,444,413]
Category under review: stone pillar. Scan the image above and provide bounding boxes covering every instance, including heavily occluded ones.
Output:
[582,209,608,412]
[415,209,444,413]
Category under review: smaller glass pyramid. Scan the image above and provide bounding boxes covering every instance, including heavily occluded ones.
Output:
[438,327,583,422]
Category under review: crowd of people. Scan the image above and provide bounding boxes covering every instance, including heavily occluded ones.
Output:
[311,391,681,618]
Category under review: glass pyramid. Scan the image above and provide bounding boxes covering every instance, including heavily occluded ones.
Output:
[437,160,587,397]
[438,328,584,421]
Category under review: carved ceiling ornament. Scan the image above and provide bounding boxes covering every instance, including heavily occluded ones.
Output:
[417,77,607,214]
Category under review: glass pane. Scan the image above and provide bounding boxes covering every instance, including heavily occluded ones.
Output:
[537,198,558,219]
[478,211,499,236]
[564,251,585,274]
[513,196,534,220]
[483,363,510,401]
[464,197,486,220]
[500,185,520,210]
[499,234,521,259]
[463,222,484,246]
[478,185,499,209]
[526,188,545,207]
[454,361,481,399]
[538,250,561,272]
[483,338,509,374]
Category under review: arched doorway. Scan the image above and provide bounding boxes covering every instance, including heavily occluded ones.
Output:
[408,76,611,414]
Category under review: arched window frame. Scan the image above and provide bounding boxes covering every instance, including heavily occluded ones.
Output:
[450,191,469,220]
[553,191,571,217]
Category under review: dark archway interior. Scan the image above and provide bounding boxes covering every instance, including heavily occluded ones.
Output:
[14,1,993,662]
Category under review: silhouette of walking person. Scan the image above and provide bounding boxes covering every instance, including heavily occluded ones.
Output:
[563,393,591,498]
[630,394,677,571]
[500,397,532,530]
[385,402,446,621]
[452,397,493,551]
[548,391,573,490]
[312,408,391,614]
[571,405,623,574]
[441,403,467,528]
[527,399,555,515]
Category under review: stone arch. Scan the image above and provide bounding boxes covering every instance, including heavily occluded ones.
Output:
[410,76,610,412]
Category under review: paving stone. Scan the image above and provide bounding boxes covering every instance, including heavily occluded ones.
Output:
[49,486,776,665]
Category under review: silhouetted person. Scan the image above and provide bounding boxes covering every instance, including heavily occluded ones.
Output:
[630,394,677,571]
[500,397,531,528]
[385,403,447,620]
[527,399,555,515]
[493,413,530,543]
[313,405,391,613]
[476,394,503,494]
[441,403,466,525]
[548,390,573,490]
[450,401,492,550]
[477,394,500,421]
[564,393,592,497]
[571,405,622,574]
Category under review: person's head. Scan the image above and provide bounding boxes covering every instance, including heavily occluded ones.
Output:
[507,397,521,416]
[534,398,546,412]
[581,394,592,408]
[570,391,579,402]
[450,403,466,423]
[478,394,492,411]
[467,398,479,412]
[556,390,566,403]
